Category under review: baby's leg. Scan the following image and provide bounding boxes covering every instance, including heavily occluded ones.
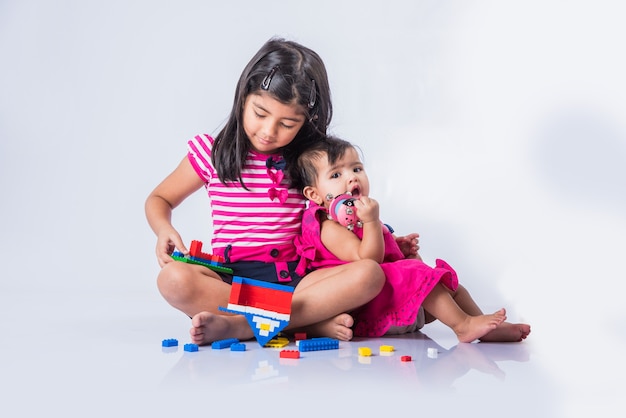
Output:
[444,284,531,342]
[423,283,506,343]
[189,312,254,345]
[286,260,384,335]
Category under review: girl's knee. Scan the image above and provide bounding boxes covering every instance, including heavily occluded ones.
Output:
[157,262,195,300]
[353,259,385,293]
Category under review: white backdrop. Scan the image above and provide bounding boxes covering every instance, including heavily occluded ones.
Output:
[1,1,625,415]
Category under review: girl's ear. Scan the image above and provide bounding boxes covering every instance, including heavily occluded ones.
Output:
[303,185,323,205]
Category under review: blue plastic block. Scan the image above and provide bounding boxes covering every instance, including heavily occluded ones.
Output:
[162,338,178,347]
[184,343,199,352]
[211,338,240,349]
[230,343,246,352]
[298,337,339,352]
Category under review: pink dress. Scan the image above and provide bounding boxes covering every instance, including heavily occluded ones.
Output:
[296,203,459,337]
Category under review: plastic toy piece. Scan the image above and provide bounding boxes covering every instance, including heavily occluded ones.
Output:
[265,336,289,348]
[427,347,438,358]
[401,355,412,362]
[358,347,372,357]
[294,332,307,341]
[219,276,294,347]
[230,343,246,352]
[211,338,240,350]
[297,337,339,352]
[379,345,394,352]
[184,343,199,352]
[171,251,233,274]
[280,350,300,359]
[162,338,178,347]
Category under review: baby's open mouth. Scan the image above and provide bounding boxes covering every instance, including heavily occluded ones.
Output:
[348,187,361,198]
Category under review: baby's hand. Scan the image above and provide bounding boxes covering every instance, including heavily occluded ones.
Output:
[155,228,188,268]
[396,233,422,259]
[354,196,380,224]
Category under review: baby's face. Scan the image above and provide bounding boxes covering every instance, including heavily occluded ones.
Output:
[313,147,370,208]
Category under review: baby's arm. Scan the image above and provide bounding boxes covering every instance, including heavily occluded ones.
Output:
[321,196,385,263]
[145,156,205,267]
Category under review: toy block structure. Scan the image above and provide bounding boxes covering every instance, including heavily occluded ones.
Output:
[171,240,233,274]
[219,276,294,347]
[297,337,339,352]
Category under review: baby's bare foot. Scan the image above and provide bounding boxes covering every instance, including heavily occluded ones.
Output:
[479,322,531,342]
[455,308,507,343]
[302,313,354,341]
[189,312,252,345]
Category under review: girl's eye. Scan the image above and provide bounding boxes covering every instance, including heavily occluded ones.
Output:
[281,123,295,129]
[255,112,265,119]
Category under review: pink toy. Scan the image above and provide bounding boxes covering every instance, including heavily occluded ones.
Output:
[327,193,362,231]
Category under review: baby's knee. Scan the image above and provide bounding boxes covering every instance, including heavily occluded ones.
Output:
[353,259,385,293]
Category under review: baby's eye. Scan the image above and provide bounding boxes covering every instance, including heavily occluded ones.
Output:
[354,167,363,173]
[330,172,340,179]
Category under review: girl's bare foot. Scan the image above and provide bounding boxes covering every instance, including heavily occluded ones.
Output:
[302,313,354,341]
[455,308,507,343]
[479,321,531,342]
[189,312,253,345]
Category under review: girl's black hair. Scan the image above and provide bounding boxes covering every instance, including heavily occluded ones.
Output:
[211,37,333,188]
[290,135,356,192]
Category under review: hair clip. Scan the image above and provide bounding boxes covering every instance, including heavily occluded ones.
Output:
[308,79,316,109]
[261,66,279,90]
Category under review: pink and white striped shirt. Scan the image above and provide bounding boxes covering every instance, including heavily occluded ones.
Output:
[187,134,306,263]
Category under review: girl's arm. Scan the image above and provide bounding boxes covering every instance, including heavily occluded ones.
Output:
[321,196,385,263]
[145,156,205,267]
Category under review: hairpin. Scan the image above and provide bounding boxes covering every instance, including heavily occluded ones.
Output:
[308,79,316,109]
[261,66,279,90]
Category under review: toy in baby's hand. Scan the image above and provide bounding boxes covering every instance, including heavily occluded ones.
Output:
[326,193,363,231]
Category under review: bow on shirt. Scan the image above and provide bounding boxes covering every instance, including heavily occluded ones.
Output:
[268,187,288,204]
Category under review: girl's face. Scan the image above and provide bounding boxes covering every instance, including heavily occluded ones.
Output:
[303,147,370,208]
[242,91,307,154]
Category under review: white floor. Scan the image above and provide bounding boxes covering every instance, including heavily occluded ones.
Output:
[0,288,594,418]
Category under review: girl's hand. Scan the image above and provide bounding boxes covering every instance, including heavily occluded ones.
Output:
[395,233,422,260]
[354,196,380,224]
[155,228,188,268]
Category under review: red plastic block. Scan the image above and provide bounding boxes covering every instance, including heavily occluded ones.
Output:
[401,355,412,362]
[280,350,300,359]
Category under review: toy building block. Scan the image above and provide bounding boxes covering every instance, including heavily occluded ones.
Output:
[265,336,289,348]
[427,347,438,359]
[294,332,307,341]
[230,343,246,352]
[184,343,199,352]
[379,345,394,353]
[280,350,300,359]
[219,276,294,347]
[401,355,412,362]
[358,347,372,357]
[297,337,339,352]
[211,338,240,350]
[162,338,178,347]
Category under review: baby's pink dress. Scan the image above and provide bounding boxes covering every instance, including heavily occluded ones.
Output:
[296,203,458,337]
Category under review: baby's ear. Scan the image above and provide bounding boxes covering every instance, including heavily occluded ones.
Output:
[303,186,322,204]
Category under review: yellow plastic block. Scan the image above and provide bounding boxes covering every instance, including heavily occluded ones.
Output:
[358,347,372,357]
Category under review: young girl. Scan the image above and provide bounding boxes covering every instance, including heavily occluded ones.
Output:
[145,38,385,345]
[292,136,531,343]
